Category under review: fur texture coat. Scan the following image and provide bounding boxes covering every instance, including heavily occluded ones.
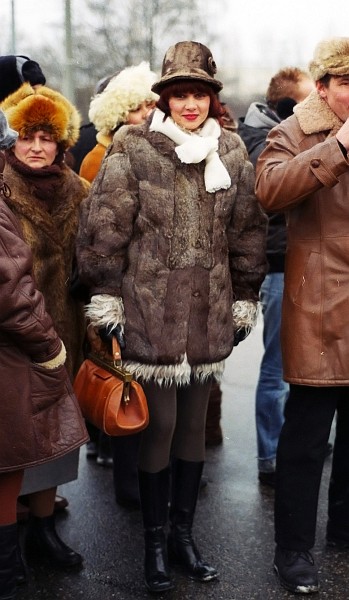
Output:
[77,116,267,385]
[3,154,89,378]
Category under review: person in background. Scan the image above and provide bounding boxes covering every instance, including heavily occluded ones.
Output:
[79,62,158,505]
[256,37,349,594]
[238,67,315,487]
[0,109,88,600]
[0,55,46,102]
[1,82,89,574]
[68,73,116,174]
[79,61,158,183]
[77,40,267,593]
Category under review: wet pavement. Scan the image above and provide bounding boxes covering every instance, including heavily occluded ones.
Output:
[16,317,348,599]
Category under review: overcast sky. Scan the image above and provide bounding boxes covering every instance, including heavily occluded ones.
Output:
[1,0,349,73]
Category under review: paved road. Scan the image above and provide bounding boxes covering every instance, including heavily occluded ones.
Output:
[16,318,348,599]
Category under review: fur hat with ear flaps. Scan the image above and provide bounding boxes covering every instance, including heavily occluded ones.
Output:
[88,61,158,136]
[0,83,81,149]
[309,37,349,81]
[152,41,223,94]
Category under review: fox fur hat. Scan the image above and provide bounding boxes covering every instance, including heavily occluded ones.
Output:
[0,83,81,149]
[309,37,349,81]
[88,61,158,135]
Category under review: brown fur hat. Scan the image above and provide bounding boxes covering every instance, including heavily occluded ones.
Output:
[1,83,81,149]
[309,37,349,81]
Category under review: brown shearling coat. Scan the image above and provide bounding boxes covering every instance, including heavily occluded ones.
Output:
[77,118,267,381]
[0,198,88,472]
[256,91,349,385]
[3,158,89,378]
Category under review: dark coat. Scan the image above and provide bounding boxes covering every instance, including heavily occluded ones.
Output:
[77,118,267,383]
[0,198,87,472]
[256,91,349,385]
[239,103,286,273]
[3,158,90,378]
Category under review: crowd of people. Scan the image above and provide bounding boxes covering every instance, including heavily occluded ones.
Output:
[0,35,349,598]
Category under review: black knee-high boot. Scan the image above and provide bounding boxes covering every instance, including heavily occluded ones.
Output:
[138,467,174,593]
[25,515,83,569]
[0,523,17,600]
[168,458,218,582]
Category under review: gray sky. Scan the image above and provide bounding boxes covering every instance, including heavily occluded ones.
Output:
[2,0,349,96]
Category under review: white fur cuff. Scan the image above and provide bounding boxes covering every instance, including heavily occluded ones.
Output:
[85,294,125,330]
[232,300,259,331]
[35,341,66,369]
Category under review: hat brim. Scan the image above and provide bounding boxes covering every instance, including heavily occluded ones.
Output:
[152,73,223,94]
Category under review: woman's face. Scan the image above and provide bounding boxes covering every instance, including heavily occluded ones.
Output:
[14,130,58,168]
[126,101,155,125]
[168,92,211,131]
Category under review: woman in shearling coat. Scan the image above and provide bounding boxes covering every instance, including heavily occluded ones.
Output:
[1,83,90,572]
[0,110,87,599]
[77,42,267,593]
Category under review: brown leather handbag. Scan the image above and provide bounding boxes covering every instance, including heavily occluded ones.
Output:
[73,337,149,436]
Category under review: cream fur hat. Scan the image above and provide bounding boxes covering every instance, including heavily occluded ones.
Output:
[88,62,158,135]
[309,37,349,81]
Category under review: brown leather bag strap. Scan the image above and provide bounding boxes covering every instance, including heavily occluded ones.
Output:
[112,336,122,364]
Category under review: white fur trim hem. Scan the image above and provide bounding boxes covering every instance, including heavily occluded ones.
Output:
[232,300,259,331]
[122,353,225,387]
[85,294,125,330]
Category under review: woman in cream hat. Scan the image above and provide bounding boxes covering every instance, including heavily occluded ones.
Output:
[79,61,158,182]
[77,41,267,593]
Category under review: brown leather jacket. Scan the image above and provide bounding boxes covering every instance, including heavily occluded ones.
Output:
[256,91,349,385]
[0,198,88,472]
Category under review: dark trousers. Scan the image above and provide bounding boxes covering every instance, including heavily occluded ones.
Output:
[275,384,349,550]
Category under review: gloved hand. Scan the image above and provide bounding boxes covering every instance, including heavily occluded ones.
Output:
[99,323,126,351]
[233,327,250,347]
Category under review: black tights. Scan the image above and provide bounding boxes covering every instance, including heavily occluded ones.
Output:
[138,379,212,473]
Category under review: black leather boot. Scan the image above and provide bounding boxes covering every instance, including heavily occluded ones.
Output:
[138,467,174,593]
[25,515,83,569]
[0,523,17,600]
[168,459,218,582]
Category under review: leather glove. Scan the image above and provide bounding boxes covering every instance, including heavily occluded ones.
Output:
[99,323,126,351]
[233,327,250,347]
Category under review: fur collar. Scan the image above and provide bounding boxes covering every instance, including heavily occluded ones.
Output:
[294,90,343,136]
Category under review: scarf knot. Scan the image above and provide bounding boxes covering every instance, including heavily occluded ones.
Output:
[150,109,231,193]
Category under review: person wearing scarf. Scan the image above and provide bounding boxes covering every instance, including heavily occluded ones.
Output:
[77,41,267,593]
[1,83,90,575]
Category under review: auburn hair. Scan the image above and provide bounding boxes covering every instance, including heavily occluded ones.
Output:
[156,81,226,125]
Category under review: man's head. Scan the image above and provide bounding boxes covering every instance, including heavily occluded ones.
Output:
[266,67,314,118]
[309,37,349,122]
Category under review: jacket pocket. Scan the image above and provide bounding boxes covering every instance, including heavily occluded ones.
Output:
[30,363,67,414]
[292,251,321,307]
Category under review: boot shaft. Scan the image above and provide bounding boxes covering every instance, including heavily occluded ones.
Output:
[138,467,170,529]
[0,523,17,600]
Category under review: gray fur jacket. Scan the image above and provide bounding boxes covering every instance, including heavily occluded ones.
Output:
[77,114,267,385]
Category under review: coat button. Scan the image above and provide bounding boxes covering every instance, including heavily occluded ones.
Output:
[192,291,200,297]
[194,240,201,249]
[311,159,320,168]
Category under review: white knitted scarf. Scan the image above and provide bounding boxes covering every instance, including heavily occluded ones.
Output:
[150,108,231,193]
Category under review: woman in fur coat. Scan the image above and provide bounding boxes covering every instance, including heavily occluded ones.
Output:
[77,41,267,593]
[1,83,89,573]
[0,110,88,600]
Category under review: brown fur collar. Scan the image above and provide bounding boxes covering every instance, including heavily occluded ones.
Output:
[294,90,343,136]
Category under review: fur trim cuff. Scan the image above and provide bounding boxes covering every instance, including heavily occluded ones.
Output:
[35,341,66,369]
[85,294,125,330]
[232,300,259,332]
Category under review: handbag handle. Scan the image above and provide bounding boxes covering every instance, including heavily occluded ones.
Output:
[112,336,122,365]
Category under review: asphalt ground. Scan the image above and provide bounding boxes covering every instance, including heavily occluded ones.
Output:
[16,318,347,600]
